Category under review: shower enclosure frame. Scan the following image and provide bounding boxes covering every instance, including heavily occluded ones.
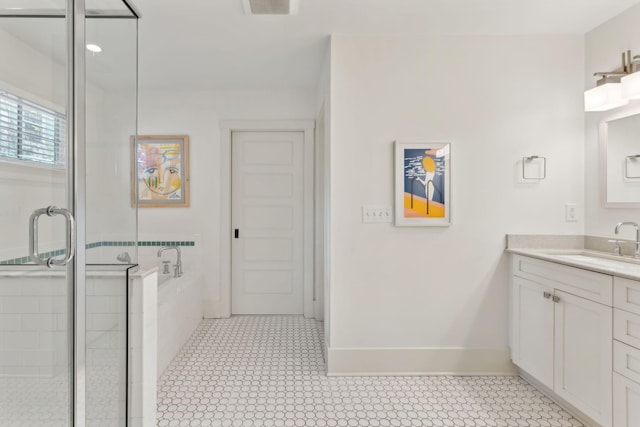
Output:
[0,1,140,425]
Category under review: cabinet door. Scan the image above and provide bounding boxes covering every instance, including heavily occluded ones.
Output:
[554,290,613,427]
[614,373,640,427]
[512,276,554,389]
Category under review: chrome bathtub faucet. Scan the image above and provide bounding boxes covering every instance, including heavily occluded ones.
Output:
[614,221,640,259]
[157,246,183,278]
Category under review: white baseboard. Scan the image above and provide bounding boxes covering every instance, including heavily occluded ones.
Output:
[205,299,230,318]
[327,347,517,376]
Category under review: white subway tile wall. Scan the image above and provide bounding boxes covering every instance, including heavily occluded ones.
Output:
[0,270,129,426]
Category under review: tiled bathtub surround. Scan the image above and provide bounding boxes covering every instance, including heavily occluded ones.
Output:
[157,316,584,426]
[157,271,202,378]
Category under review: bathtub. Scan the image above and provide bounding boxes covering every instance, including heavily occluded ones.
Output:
[156,270,203,378]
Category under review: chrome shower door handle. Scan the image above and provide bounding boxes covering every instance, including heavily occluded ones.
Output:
[52,207,76,266]
[29,207,49,266]
[29,206,76,267]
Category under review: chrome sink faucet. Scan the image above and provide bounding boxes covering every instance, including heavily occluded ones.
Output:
[614,222,640,259]
[157,246,183,278]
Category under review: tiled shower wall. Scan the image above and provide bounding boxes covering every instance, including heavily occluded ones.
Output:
[0,269,131,425]
[0,272,68,377]
[0,271,127,378]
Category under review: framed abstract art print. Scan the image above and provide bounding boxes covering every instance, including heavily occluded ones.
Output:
[395,141,450,226]
[132,135,190,208]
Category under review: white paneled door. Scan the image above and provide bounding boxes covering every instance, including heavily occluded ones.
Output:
[231,131,305,314]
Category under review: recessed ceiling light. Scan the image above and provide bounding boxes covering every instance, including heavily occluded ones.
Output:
[86,44,102,53]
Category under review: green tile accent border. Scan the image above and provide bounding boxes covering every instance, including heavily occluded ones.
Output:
[0,240,195,264]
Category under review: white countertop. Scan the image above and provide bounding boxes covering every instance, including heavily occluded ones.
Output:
[507,248,640,281]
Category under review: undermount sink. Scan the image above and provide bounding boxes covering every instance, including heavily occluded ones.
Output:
[554,253,636,267]
[540,251,640,274]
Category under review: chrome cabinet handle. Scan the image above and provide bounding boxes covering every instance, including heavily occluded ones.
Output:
[543,292,552,299]
[29,206,76,268]
[552,295,560,303]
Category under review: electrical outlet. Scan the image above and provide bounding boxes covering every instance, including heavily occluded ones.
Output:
[565,203,577,222]
[362,205,393,224]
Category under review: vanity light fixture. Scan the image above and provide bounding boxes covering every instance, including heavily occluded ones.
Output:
[585,51,640,112]
[621,55,640,100]
[584,51,632,112]
[584,78,626,112]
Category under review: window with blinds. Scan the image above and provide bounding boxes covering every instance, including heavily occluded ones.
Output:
[0,90,65,168]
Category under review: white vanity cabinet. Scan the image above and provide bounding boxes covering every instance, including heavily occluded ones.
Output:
[612,277,640,427]
[511,275,554,388]
[511,255,613,427]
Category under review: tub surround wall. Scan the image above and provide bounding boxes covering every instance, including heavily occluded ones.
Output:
[134,234,202,377]
[129,268,158,427]
[584,3,640,238]
[156,271,201,377]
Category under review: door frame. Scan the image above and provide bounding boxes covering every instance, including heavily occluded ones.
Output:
[220,120,315,318]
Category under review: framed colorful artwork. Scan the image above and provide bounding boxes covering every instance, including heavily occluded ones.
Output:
[394,141,451,226]
[132,135,190,208]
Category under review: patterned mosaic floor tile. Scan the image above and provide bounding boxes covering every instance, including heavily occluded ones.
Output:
[157,316,583,427]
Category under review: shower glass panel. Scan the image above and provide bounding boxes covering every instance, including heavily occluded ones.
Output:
[85,5,137,426]
[0,1,139,426]
[85,9,138,265]
[0,10,71,426]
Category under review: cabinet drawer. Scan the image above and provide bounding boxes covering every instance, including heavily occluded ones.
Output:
[614,277,640,316]
[614,340,640,384]
[614,309,640,350]
[613,373,640,427]
[512,255,613,305]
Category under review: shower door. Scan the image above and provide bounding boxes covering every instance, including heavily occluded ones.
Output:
[0,3,76,425]
[0,1,139,426]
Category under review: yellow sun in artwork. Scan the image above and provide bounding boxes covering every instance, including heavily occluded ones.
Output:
[422,156,436,173]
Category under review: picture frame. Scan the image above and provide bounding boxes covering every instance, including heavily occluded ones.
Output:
[394,141,451,226]
[132,135,190,208]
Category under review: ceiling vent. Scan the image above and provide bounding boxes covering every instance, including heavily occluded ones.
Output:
[242,0,299,15]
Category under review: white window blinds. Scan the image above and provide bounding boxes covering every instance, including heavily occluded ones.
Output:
[0,90,65,168]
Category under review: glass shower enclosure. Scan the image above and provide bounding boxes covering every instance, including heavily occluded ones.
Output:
[0,1,139,425]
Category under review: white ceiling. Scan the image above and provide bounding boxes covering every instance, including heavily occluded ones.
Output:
[133,0,640,91]
[1,0,639,91]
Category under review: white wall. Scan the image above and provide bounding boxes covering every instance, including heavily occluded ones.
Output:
[315,45,331,344]
[137,89,316,317]
[584,3,640,238]
[326,35,585,373]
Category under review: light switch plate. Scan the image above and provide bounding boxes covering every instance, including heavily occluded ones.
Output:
[565,203,577,222]
[362,205,393,224]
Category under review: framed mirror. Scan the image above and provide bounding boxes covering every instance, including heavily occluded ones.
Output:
[601,107,640,208]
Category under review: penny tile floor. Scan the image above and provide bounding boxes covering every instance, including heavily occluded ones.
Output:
[157,316,583,427]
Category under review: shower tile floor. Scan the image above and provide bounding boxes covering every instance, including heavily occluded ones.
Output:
[157,316,584,427]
